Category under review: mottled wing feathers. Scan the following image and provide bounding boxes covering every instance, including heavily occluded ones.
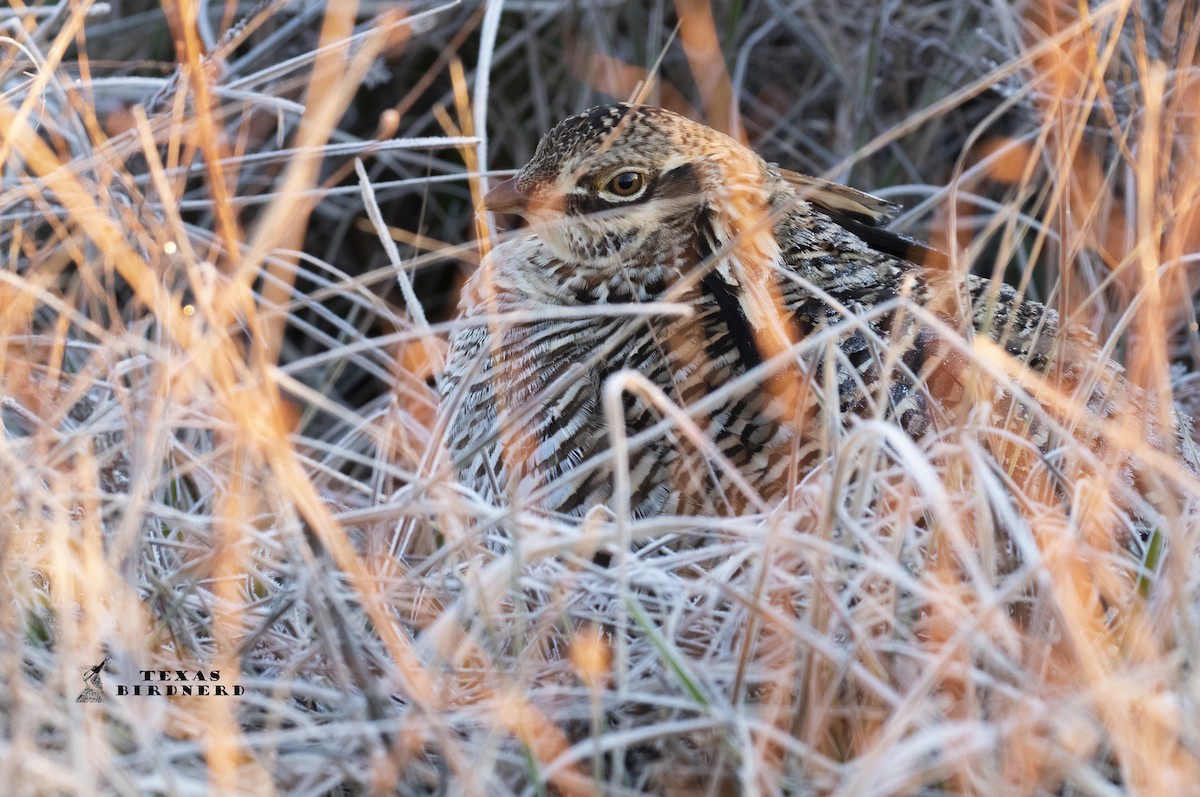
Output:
[777,169,949,269]
[778,169,901,225]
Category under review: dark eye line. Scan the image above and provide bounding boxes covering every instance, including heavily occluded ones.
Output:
[567,171,659,216]
[564,164,702,217]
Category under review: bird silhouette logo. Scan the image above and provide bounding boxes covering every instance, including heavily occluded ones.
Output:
[76,658,109,703]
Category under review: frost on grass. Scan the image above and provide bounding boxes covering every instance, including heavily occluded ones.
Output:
[2,1,1200,796]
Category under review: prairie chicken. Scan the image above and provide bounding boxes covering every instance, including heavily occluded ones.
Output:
[439,103,1188,519]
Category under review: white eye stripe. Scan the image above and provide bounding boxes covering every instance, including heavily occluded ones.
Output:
[565,183,650,203]
[600,187,648,202]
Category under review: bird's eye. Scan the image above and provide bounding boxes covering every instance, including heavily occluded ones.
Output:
[605,170,645,198]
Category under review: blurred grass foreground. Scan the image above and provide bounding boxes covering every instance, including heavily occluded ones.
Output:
[3,0,1200,794]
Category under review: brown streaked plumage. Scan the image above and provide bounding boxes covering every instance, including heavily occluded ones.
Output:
[438,103,1188,520]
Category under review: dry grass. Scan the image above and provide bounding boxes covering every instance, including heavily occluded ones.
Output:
[2,0,1200,794]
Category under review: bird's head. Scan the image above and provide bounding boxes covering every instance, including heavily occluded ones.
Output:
[484,104,776,277]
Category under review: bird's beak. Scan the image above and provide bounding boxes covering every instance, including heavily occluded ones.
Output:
[483,177,529,215]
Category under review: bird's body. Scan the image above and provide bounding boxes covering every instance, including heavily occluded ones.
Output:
[439,104,1165,519]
